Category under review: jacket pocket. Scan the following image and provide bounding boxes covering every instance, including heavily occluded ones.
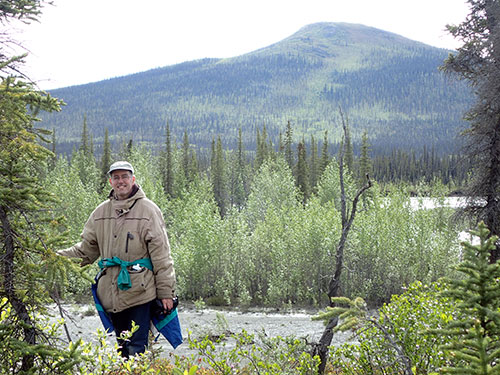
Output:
[124,231,141,255]
[120,269,155,307]
[96,272,113,312]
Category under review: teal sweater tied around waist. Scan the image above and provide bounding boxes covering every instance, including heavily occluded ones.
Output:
[98,256,153,290]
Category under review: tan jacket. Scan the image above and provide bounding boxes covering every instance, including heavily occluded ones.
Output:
[58,186,176,313]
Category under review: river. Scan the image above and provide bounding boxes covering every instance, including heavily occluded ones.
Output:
[50,303,352,358]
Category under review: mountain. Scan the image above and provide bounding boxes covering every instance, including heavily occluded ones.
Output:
[42,22,472,156]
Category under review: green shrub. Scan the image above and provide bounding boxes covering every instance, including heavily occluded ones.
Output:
[0,297,85,374]
[186,329,320,375]
[316,280,456,375]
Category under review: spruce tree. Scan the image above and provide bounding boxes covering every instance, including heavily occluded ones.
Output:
[319,130,330,177]
[161,122,174,197]
[210,137,216,178]
[278,131,284,154]
[359,130,372,186]
[267,136,275,162]
[0,2,84,371]
[284,120,294,170]
[344,122,354,173]
[212,136,227,216]
[80,114,90,156]
[189,149,199,181]
[49,127,57,170]
[255,128,263,170]
[296,140,310,203]
[261,124,269,161]
[309,134,318,193]
[182,130,190,182]
[437,222,500,374]
[255,125,270,170]
[0,78,65,371]
[73,121,99,192]
[100,127,111,192]
[89,132,95,156]
[125,139,133,159]
[232,127,247,210]
[443,0,500,262]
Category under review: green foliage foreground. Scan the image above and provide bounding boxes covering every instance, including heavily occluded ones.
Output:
[315,281,455,375]
[314,222,500,375]
[1,223,497,374]
[0,219,497,374]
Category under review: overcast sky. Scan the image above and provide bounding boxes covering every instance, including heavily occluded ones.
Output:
[12,0,470,90]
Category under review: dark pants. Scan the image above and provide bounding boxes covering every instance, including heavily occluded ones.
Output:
[109,300,153,358]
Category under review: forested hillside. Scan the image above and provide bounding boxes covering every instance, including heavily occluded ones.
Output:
[42,22,472,156]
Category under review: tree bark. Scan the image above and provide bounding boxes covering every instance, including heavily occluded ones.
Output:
[484,117,500,263]
[0,205,36,371]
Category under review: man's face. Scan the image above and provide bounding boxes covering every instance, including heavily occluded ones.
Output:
[109,170,135,200]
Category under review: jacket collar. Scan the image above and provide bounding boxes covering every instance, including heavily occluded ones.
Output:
[108,184,145,216]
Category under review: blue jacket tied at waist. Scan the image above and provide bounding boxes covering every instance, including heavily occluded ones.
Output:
[98,256,153,290]
[92,257,183,349]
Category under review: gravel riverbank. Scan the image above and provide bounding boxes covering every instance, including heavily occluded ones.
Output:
[49,303,353,358]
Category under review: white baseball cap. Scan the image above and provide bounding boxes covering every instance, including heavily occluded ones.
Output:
[108,161,134,175]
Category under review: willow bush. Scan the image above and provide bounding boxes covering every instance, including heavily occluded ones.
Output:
[45,155,463,307]
[344,185,461,305]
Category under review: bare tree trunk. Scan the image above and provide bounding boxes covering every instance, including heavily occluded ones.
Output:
[0,205,36,371]
[313,110,372,374]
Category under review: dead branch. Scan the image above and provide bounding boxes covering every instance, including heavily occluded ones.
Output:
[313,108,372,374]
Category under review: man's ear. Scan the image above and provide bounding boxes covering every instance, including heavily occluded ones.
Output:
[132,175,136,183]
[109,178,112,185]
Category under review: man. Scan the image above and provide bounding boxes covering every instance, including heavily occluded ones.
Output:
[58,161,176,357]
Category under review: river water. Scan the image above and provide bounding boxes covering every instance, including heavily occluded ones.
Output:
[51,304,352,358]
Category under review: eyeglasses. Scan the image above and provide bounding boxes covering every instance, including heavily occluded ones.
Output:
[112,174,132,182]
